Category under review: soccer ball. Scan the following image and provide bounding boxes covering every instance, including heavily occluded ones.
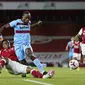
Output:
[69,60,79,69]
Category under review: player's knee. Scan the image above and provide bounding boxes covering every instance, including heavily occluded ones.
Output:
[25,48,31,55]
[25,48,34,57]
[26,67,31,74]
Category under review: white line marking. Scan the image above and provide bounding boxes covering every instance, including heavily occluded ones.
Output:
[24,79,54,85]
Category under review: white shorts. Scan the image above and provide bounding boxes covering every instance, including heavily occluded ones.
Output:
[73,53,81,60]
[81,43,85,55]
[5,59,28,75]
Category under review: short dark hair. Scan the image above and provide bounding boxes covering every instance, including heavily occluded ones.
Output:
[2,39,11,48]
[22,11,30,16]
[2,39,8,43]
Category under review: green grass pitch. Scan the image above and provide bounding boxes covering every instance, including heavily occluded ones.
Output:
[0,67,85,85]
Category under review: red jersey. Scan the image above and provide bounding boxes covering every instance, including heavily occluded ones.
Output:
[0,47,18,61]
[74,41,81,53]
[82,28,85,44]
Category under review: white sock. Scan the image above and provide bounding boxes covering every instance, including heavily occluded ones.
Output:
[33,58,44,74]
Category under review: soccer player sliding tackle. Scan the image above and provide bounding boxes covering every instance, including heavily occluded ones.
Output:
[0,57,54,78]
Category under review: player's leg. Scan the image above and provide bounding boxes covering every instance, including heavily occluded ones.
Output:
[81,44,85,64]
[14,45,28,77]
[14,45,28,65]
[26,67,43,78]
[25,47,47,74]
[76,54,81,63]
[73,53,81,71]
[76,54,81,71]
[24,45,54,78]
[6,59,43,78]
[68,52,72,66]
[26,66,54,78]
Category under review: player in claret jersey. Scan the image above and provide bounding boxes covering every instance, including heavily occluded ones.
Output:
[0,11,54,78]
[73,37,81,62]
[75,27,85,64]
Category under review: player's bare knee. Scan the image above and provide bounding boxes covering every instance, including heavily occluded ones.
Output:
[26,67,31,74]
[25,48,33,57]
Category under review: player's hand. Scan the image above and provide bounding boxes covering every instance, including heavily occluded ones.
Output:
[37,20,42,26]
[0,35,3,41]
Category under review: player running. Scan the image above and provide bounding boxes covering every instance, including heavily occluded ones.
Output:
[0,11,54,78]
[75,27,85,64]
[73,37,81,62]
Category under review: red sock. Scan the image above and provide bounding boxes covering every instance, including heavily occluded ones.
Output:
[31,69,43,78]
[36,71,43,78]
[31,57,36,61]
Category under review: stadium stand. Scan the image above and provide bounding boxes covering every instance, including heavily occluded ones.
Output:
[0,0,85,1]
[0,10,85,23]
[0,10,84,52]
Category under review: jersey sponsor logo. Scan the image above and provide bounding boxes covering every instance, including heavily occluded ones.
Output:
[19,26,29,29]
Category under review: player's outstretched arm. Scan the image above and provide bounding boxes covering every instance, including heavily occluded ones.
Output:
[31,20,42,28]
[0,23,10,35]
[65,44,69,51]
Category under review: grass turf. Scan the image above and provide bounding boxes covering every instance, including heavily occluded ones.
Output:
[0,67,85,85]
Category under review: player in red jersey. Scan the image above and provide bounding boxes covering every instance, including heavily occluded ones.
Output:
[0,39,55,78]
[0,39,18,61]
[75,27,85,63]
[0,57,54,78]
[73,37,81,62]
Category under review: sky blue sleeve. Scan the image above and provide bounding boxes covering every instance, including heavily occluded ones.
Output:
[67,41,70,47]
[9,20,17,27]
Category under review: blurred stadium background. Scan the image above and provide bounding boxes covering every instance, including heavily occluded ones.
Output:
[0,0,85,67]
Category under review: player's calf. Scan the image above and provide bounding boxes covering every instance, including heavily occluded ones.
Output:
[31,69,43,78]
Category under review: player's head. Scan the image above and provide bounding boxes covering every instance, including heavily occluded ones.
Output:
[22,11,31,24]
[71,36,75,41]
[2,39,10,49]
[74,36,79,42]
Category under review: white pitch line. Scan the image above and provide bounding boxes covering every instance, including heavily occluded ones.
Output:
[24,79,54,85]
